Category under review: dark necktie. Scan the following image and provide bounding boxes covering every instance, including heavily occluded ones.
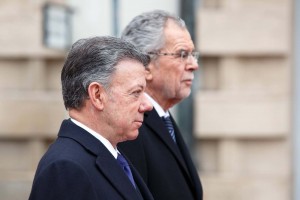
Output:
[117,153,136,188]
[162,116,176,143]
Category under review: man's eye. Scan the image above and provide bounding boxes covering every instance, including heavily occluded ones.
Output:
[132,90,142,96]
[180,51,189,59]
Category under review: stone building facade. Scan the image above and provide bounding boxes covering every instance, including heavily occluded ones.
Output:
[0,0,294,199]
[196,0,292,199]
[0,1,67,199]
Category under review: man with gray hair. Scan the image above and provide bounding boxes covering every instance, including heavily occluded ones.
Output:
[119,10,203,200]
[29,36,154,200]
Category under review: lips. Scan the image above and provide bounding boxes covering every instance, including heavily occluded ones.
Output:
[136,120,143,123]
[134,121,143,129]
[183,78,193,82]
[135,118,144,126]
[182,78,193,85]
[182,74,194,83]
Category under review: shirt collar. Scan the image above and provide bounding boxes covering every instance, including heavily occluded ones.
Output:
[145,93,169,118]
[70,118,118,159]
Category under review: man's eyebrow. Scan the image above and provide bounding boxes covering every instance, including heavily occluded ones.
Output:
[128,84,145,91]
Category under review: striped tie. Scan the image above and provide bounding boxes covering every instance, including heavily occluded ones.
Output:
[162,116,176,143]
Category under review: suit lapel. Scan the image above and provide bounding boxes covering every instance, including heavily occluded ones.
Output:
[114,150,154,200]
[144,110,190,176]
[58,119,141,200]
[95,152,141,200]
[122,151,153,200]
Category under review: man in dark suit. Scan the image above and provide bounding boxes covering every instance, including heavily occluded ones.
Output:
[29,36,154,200]
[119,10,203,200]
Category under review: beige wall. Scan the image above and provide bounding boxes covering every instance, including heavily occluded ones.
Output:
[0,1,66,199]
[195,0,293,199]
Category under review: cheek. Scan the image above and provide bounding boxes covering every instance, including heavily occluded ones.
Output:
[162,69,179,82]
[170,71,184,87]
[158,72,180,94]
[121,103,139,118]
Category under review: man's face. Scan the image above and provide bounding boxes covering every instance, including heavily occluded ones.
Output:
[147,20,199,110]
[103,59,153,144]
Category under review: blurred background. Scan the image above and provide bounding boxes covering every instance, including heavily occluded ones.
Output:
[0,0,298,199]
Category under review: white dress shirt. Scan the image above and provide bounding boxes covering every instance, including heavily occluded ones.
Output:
[70,118,118,159]
[145,93,170,118]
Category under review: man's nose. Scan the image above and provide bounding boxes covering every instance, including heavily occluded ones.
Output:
[186,57,199,71]
[139,93,153,112]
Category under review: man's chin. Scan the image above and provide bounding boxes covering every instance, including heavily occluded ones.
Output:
[125,131,139,141]
[177,90,191,101]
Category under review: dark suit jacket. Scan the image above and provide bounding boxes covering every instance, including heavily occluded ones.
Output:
[119,109,203,200]
[29,119,154,200]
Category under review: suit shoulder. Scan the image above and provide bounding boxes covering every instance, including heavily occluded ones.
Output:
[30,159,96,200]
[36,137,94,175]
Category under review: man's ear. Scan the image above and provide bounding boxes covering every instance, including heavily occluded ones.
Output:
[145,64,153,81]
[87,82,106,110]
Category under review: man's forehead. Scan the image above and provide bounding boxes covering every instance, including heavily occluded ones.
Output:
[164,34,194,50]
[163,22,193,48]
[112,61,146,83]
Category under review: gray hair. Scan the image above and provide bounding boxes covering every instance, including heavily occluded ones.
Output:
[121,10,186,59]
[61,36,150,110]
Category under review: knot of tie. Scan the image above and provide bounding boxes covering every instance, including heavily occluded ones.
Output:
[162,116,176,143]
[117,153,136,188]
[117,153,129,167]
